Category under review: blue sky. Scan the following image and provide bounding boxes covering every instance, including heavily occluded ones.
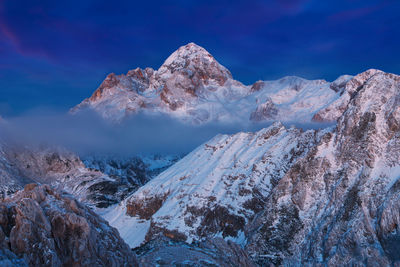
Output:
[1,0,400,116]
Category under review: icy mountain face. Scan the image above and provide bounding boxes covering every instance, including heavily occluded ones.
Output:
[245,71,400,265]
[104,122,323,248]
[0,184,137,266]
[72,43,352,124]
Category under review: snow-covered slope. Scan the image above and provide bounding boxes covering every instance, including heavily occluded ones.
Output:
[103,122,324,248]
[0,143,129,207]
[72,43,352,124]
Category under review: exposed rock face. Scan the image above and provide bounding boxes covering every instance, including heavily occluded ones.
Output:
[245,70,400,266]
[250,81,265,92]
[71,43,352,124]
[104,122,323,248]
[0,184,137,266]
[135,236,255,267]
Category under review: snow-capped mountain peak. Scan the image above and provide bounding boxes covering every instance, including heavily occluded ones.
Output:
[71,43,355,124]
[158,42,232,82]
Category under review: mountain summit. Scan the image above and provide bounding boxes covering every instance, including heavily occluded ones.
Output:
[71,43,353,123]
[158,42,232,83]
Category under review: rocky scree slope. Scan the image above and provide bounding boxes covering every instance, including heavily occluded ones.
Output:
[71,42,352,124]
[0,184,137,266]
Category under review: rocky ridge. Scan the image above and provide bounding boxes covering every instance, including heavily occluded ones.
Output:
[72,43,352,124]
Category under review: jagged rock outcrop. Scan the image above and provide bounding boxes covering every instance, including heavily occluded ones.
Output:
[71,43,353,124]
[245,70,400,266]
[0,184,138,266]
[135,236,255,267]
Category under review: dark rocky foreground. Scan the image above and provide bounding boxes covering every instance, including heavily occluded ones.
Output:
[0,184,138,267]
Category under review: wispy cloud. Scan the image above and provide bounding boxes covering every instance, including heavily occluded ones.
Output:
[0,108,332,156]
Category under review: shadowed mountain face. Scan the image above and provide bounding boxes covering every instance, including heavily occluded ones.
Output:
[71,43,353,124]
